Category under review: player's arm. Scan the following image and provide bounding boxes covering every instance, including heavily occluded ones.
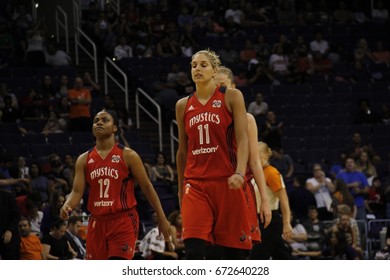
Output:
[60,153,87,220]
[125,148,171,240]
[226,88,248,189]
[275,188,292,240]
[247,113,271,227]
[175,97,188,205]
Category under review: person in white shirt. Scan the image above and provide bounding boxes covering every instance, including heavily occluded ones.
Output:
[247,92,268,118]
[45,43,71,67]
[114,36,133,60]
[305,163,335,221]
[309,31,329,56]
[139,212,177,260]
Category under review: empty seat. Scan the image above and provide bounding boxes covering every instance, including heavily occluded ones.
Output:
[20,121,46,133]
[24,133,47,145]
[10,67,34,78]
[46,133,71,144]
[30,144,54,158]
[122,131,140,142]
[54,143,79,158]
[1,133,24,145]
[35,67,55,80]
[53,66,77,79]
[303,137,327,150]
[6,144,30,158]
[282,137,304,151]
[71,132,95,144]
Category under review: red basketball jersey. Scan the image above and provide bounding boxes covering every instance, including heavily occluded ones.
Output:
[184,86,237,179]
[85,143,136,216]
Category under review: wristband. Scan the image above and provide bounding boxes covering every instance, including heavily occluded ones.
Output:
[235,172,245,180]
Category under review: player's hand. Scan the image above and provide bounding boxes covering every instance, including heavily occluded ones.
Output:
[228,173,244,190]
[2,230,12,244]
[60,204,72,220]
[158,218,172,241]
[282,223,293,240]
[260,201,272,228]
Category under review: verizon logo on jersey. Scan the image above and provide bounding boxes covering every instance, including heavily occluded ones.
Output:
[94,200,114,207]
[191,145,219,155]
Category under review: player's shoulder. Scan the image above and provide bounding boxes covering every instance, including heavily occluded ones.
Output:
[176,95,190,107]
[75,151,89,166]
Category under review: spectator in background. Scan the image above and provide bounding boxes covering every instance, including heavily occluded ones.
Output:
[333,1,354,24]
[41,220,76,260]
[177,6,194,29]
[29,162,51,204]
[11,3,31,32]
[1,94,20,123]
[289,175,316,221]
[41,111,67,136]
[64,216,86,260]
[332,178,357,218]
[310,31,329,56]
[371,40,390,65]
[174,72,195,97]
[224,1,244,26]
[270,148,294,188]
[0,189,21,259]
[346,132,377,162]
[56,75,71,98]
[268,45,290,83]
[218,40,239,65]
[18,217,45,260]
[45,43,71,67]
[328,210,362,259]
[22,95,50,122]
[247,93,268,121]
[151,152,175,185]
[0,83,19,110]
[260,111,284,150]
[68,77,92,132]
[285,212,308,259]
[366,177,386,219]
[24,18,46,67]
[302,206,328,259]
[239,40,257,64]
[356,151,378,181]
[39,75,57,106]
[25,199,43,238]
[371,0,389,23]
[305,163,335,221]
[253,34,272,59]
[117,107,133,131]
[156,35,179,57]
[139,212,177,260]
[113,35,133,61]
[167,210,185,259]
[40,192,65,236]
[53,96,70,128]
[336,157,369,220]
[82,71,101,96]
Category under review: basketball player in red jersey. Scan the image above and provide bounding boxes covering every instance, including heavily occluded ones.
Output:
[176,49,250,259]
[60,110,171,260]
[214,66,272,238]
